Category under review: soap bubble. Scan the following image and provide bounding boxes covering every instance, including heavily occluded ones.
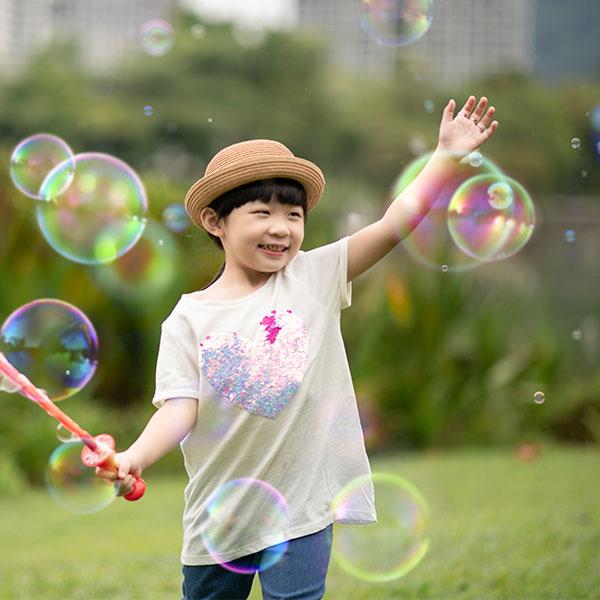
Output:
[143,105,154,117]
[37,152,148,265]
[392,151,504,272]
[447,174,535,262]
[486,181,514,210]
[56,423,78,443]
[333,472,429,582]
[138,19,175,57]
[199,478,290,574]
[9,134,75,200]
[360,0,433,47]
[94,220,178,302]
[571,137,581,149]
[565,229,576,243]
[162,203,190,233]
[0,299,98,401]
[46,442,116,514]
[533,391,545,404]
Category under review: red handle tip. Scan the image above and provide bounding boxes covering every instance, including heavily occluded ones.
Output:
[124,477,146,501]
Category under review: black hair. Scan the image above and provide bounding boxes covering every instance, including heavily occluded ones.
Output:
[200,178,308,290]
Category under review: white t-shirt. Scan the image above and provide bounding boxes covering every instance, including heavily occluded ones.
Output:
[153,236,376,566]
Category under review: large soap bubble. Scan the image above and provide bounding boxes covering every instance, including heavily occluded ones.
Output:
[360,0,433,47]
[37,153,148,265]
[0,299,98,402]
[447,174,535,261]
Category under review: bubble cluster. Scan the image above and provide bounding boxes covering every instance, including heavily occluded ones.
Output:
[46,442,116,514]
[333,472,429,582]
[37,153,148,265]
[393,151,504,272]
[10,134,74,200]
[199,478,290,574]
[359,0,433,47]
[0,299,98,401]
[138,19,175,57]
[162,203,190,233]
[447,175,535,262]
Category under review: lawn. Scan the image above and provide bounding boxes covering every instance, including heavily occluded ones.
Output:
[0,445,599,599]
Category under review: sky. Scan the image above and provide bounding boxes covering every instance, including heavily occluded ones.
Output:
[179,0,297,29]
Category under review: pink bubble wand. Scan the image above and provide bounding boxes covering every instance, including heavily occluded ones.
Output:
[0,351,145,501]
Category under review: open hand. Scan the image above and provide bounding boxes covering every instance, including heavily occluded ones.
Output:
[436,95,498,159]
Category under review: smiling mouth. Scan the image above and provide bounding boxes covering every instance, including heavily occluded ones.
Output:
[258,245,288,255]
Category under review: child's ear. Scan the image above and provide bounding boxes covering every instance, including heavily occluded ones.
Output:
[200,207,223,234]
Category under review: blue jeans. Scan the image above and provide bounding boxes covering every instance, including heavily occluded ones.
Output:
[182,524,333,600]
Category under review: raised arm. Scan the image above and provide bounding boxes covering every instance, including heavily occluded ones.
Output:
[96,397,197,495]
[347,96,499,282]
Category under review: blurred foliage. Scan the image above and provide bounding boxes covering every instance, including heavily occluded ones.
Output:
[1,10,600,486]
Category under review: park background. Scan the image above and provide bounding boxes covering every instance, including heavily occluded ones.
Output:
[0,1,599,598]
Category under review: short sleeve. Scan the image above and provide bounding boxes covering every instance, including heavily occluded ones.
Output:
[287,236,352,313]
[152,326,200,409]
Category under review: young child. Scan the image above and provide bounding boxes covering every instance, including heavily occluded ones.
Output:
[97,96,497,600]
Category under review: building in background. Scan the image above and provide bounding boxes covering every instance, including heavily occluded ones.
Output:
[0,0,176,76]
[297,0,536,86]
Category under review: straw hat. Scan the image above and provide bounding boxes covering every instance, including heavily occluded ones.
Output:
[185,139,325,229]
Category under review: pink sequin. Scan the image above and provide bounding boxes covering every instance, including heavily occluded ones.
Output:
[200,310,308,419]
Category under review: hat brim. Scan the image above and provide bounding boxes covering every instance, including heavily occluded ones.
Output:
[185,156,325,229]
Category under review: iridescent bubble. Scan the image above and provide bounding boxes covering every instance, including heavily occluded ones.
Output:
[486,181,514,210]
[392,151,504,272]
[359,0,433,47]
[9,134,75,200]
[467,151,484,168]
[143,105,154,117]
[138,19,175,57]
[199,478,290,574]
[37,153,148,265]
[333,472,429,582]
[46,442,116,514]
[447,174,535,262]
[0,299,98,401]
[162,203,190,233]
[93,220,177,302]
[56,423,78,443]
[565,229,576,243]
[571,137,581,149]
[533,391,545,404]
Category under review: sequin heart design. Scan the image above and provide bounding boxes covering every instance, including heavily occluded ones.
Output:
[200,310,308,419]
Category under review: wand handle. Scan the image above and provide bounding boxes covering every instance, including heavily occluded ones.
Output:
[0,352,145,501]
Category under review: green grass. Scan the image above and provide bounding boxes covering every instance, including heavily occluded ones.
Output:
[1,446,599,599]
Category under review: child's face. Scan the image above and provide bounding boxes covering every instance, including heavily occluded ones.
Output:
[219,197,305,274]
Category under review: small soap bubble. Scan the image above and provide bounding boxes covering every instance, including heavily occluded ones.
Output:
[486,181,514,210]
[199,478,290,574]
[138,19,175,57]
[158,239,164,246]
[467,151,484,168]
[191,24,207,38]
[572,329,582,341]
[441,264,448,272]
[10,134,75,200]
[46,442,116,514]
[565,229,576,243]
[143,105,154,117]
[0,299,99,401]
[56,423,77,443]
[333,473,429,582]
[423,99,434,113]
[571,137,581,149]
[533,391,545,404]
[360,0,433,48]
[162,203,190,233]
[37,152,148,265]
[208,117,214,124]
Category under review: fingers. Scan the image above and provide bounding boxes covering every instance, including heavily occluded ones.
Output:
[114,475,135,497]
[478,105,496,129]
[470,96,488,122]
[441,98,456,124]
[458,95,476,118]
